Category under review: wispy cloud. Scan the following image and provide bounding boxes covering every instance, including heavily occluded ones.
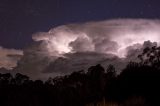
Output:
[0,46,23,69]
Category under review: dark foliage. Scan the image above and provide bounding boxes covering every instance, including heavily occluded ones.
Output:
[1,46,160,106]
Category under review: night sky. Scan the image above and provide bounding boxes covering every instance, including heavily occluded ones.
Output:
[0,0,160,49]
[2,1,160,105]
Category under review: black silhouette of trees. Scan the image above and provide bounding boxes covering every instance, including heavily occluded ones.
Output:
[138,46,160,68]
[1,46,160,105]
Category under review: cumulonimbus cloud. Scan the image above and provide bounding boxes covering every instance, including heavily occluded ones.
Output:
[32,19,160,57]
[14,19,160,80]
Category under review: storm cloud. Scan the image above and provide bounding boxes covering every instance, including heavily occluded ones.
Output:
[13,19,160,79]
[33,19,160,57]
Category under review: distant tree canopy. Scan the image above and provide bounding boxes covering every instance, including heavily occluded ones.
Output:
[138,46,160,68]
[0,46,160,106]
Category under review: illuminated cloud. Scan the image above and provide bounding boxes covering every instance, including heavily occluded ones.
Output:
[0,46,23,70]
[15,19,160,79]
[32,19,160,57]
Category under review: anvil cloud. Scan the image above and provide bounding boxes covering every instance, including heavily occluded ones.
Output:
[1,19,160,80]
[33,19,160,57]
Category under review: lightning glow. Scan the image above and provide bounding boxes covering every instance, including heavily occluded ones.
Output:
[112,31,160,57]
[32,19,160,58]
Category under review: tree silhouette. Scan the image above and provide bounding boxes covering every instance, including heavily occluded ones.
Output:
[14,73,30,85]
[138,46,160,69]
[0,73,13,85]
[1,45,160,106]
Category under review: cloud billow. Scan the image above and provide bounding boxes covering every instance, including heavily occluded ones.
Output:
[33,19,160,57]
[10,19,160,79]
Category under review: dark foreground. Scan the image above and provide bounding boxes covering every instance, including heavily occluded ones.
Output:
[1,46,160,106]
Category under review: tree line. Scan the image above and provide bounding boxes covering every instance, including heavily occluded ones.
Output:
[1,46,160,106]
